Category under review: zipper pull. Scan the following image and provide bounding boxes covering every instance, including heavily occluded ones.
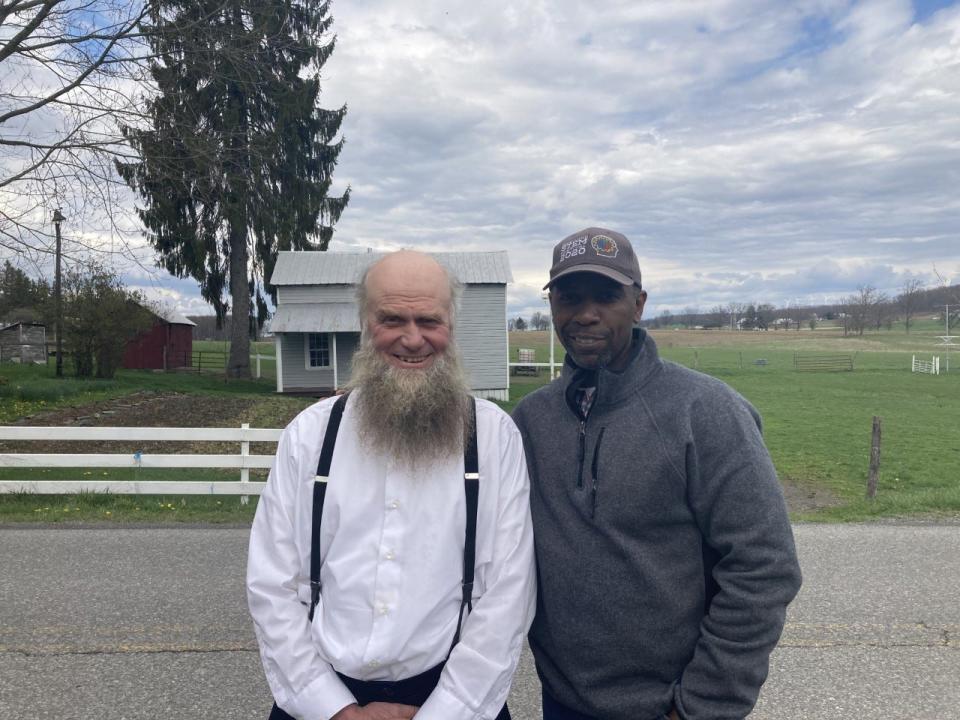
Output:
[576,419,586,489]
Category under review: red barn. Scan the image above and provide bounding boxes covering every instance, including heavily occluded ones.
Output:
[122,305,196,370]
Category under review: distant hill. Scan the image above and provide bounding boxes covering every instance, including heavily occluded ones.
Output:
[639,283,959,330]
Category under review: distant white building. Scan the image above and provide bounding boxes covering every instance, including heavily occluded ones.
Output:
[269,251,513,400]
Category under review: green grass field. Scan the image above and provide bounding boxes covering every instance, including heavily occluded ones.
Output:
[2,326,958,522]
[507,327,960,521]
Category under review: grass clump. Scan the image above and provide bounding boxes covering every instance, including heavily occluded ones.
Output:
[0,491,259,524]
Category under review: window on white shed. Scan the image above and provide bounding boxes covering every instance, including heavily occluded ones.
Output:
[307,333,331,367]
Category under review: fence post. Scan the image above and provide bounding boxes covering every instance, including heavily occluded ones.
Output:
[866,416,881,499]
[256,353,262,379]
[240,422,250,505]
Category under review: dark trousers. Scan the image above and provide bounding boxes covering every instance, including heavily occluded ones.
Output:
[269,662,510,719]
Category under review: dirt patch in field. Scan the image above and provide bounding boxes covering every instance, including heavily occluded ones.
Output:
[2,390,313,455]
[780,476,842,514]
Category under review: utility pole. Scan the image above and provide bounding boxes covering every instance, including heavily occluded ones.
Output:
[946,304,951,373]
[541,292,555,378]
[53,208,64,378]
[937,303,957,373]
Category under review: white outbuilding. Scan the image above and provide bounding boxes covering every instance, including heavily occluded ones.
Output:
[269,251,513,400]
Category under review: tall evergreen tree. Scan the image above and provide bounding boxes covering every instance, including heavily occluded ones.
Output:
[118,0,349,377]
[0,261,49,319]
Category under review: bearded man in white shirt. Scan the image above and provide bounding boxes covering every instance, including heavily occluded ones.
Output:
[247,250,536,720]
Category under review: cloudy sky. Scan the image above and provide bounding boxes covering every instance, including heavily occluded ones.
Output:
[308,0,960,321]
[12,0,960,321]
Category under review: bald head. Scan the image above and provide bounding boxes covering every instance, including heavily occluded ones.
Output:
[366,251,450,307]
[357,250,461,331]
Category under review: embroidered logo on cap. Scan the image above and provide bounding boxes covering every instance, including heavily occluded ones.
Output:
[558,236,588,263]
[591,234,619,258]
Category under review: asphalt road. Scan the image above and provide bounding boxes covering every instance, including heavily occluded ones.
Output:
[1,524,958,720]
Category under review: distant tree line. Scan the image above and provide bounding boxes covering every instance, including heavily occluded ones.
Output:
[640,280,959,335]
[509,311,551,332]
[508,280,960,335]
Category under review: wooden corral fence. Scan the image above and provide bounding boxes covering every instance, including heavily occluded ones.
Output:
[163,350,272,378]
[0,425,281,495]
[793,352,854,372]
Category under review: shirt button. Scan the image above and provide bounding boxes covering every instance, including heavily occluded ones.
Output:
[378,604,389,615]
[388,500,400,510]
[368,659,380,668]
[384,550,395,561]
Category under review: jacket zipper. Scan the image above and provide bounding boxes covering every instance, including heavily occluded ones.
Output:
[576,418,586,489]
[590,426,606,518]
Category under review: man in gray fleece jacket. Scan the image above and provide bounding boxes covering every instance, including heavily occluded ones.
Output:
[512,228,801,720]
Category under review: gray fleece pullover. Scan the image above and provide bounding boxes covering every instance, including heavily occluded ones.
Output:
[512,330,801,720]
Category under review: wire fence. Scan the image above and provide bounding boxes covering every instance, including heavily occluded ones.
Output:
[661,348,929,373]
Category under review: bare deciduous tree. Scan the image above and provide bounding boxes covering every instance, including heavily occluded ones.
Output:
[0,0,150,264]
[897,278,925,333]
[931,266,960,332]
[843,285,879,336]
[529,311,551,331]
[871,291,891,331]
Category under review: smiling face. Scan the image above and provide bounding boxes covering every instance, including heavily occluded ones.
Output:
[550,272,646,371]
[363,251,452,371]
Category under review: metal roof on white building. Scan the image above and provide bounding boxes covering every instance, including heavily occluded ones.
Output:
[270,251,513,286]
[269,303,359,333]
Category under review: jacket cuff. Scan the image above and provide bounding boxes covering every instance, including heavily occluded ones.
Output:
[672,682,688,720]
[286,672,357,720]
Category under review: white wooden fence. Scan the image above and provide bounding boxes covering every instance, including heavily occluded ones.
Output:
[911,355,940,375]
[0,425,281,495]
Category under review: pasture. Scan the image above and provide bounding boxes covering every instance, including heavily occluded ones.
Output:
[508,325,960,521]
[1,324,958,522]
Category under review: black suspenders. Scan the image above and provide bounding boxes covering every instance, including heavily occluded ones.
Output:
[450,406,479,653]
[309,392,350,621]
[308,392,480,656]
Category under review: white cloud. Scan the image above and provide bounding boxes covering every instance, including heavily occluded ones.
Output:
[5,0,958,320]
[322,2,960,302]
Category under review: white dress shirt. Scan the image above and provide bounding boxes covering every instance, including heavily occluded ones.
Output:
[247,394,536,720]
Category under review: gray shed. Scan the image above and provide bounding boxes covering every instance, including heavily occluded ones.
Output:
[269,251,513,400]
[0,322,47,364]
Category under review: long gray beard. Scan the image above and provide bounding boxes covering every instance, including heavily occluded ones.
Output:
[347,338,474,470]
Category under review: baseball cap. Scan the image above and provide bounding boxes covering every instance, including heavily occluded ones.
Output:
[543,227,642,290]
